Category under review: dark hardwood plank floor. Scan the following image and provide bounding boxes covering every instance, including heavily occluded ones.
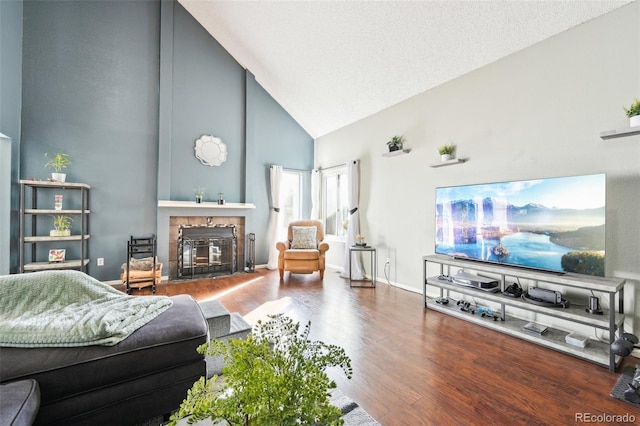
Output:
[121,269,640,425]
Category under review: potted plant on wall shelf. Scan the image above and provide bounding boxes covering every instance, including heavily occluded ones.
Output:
[44,150,71,182]
[438,144,456,162]
[50,215,73,237]
[624,98,640,127]
[169,314,352,426]
[387,135,404,152]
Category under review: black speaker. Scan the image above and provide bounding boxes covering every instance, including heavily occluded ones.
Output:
[611,333,639,357]
[611,339,635,357]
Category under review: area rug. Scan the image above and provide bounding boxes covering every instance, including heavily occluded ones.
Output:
[610,365,640,408]
[330,388,380,425]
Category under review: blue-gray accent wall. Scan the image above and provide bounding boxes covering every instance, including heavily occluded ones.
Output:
[15,0,313,279]
[167,2,245,202]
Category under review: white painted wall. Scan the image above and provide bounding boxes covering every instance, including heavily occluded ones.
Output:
[316,3,640,331]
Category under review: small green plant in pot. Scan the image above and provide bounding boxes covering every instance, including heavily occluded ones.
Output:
[50,215,73,237]
[169,314,352,426]
[386,135,404,152]
[624,98,640,127]
[44,150,71,182]
[195,187,205,204]
[438,144,455,161]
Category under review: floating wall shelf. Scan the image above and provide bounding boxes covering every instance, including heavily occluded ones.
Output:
[430,158,466,168]
[382,149,411,157]
[600,126,640,140]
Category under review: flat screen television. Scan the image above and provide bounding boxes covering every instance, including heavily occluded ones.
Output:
[435,173,606,276]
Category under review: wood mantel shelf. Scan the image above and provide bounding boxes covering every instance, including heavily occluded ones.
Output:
[157,200,256,209]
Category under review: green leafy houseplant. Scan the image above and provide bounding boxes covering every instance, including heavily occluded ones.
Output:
[438,144,455,156]
[44,150,71,173]
[195,187,205,203]
[623,98,640,118]
[50,215,73,236]
[169,314,353,426]
[386,135,404,152]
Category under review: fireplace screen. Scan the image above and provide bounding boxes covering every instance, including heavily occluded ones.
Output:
[178,225,237,278]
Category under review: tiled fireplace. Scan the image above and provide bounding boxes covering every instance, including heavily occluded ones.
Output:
[156,200,256,281]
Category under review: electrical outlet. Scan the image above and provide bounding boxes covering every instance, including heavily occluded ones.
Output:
[97,258,104,266]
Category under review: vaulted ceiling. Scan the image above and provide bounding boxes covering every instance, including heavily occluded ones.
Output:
[179,0,633,139]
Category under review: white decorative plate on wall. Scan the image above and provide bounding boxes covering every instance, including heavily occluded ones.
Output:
[194,135,227,167]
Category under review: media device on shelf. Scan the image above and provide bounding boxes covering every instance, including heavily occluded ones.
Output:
[503,282,523,298]
[523,287,570,308]
[435,173,606,276]
[450,271,500,291]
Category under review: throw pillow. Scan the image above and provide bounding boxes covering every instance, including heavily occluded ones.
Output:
[291,226,317,249]
[127,257,157,271]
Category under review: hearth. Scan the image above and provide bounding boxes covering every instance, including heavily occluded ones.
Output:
[178,224,237,278]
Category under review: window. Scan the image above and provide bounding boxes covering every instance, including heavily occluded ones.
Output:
[280,170,303,226]
[321,167,348,238]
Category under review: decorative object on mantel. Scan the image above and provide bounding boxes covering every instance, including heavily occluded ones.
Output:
[438,143,456,162]
[194,134,227,167]
[44,149,71,182]
[195,187,205,204]
[624,98,640,127]
[217,192,225,205]
[386,135,404,152]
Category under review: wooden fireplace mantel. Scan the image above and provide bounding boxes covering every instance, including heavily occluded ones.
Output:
[157,200,256,209]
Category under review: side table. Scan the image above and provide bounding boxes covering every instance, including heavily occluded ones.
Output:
[349,245,376,288]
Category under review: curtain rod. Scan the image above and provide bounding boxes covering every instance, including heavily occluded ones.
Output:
[269,165,311,173]
[317,163,347,171]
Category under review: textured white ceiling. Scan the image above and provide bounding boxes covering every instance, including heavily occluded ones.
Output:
[179,0,633,138]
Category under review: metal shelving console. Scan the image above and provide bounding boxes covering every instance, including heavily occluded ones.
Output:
[423,254,626,371]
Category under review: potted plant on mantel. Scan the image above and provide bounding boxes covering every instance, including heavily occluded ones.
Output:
[386,135,404,152]
[168,314,352,426]
[50,215,73,237]
[624,98,640,127]
[438,144,455,162]
[44,149,71,182]
[195,187,205,204]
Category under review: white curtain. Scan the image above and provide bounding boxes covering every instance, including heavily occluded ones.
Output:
[340,160,365,279]
[267,165,284,270]
[310,169,320,220]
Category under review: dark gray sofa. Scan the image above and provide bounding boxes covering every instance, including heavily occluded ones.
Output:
[0,294,208,425]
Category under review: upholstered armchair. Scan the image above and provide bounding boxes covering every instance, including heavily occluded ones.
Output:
[276,220,329,279]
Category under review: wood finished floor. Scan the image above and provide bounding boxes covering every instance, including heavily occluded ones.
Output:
[122,268,640,425]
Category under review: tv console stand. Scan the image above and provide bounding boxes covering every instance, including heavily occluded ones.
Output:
[423,254,626,371]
